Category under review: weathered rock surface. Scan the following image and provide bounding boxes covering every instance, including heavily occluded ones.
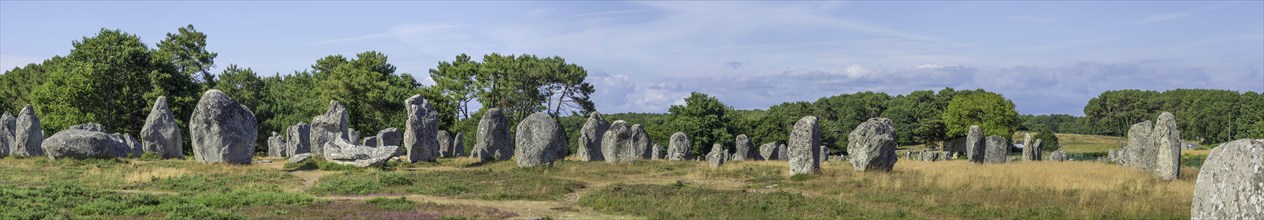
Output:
[1152,112,1181,181]
[1126,120,1154,169]
[267,132,287,157]
[286,123,311,156]
[287,153,312,164]
[323,138,397,167]
[777,143,788,161]
[1021,133,1035,161]
[944,137,967,159]
[984,135,1008,164]
[42,128,130,160]
[310,101,348,157]
[707,143,726,168]
[437,130,453,157]
[403,95,441,163]
[651,143,663,160]
[0,111,13,156]
[348,128,360,146]
[514,112,567,167]
[576,112,608,161]
[1050,150,1068,162]
[141,96,183,159]
[361,137,377,147]
[667,132,690,161]
[847,118,897,171]
[70,123,107,132]
[14,105,44,157]
[733,134,757,161]
[921,150,940,161]
[377,128,401,148]
[601,120,636,163]
[966,125,984,164]
[788,116,821,175]
[470,108,511,162]
[630,124,653,159]
[189,90,257,164]
[759,142,779,160]
[1030,139,1042,161]
[452,132,465,157]
[1190,139,1263,219]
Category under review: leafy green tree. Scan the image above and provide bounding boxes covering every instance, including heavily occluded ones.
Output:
[944,92,1020,138]
[1235,92,1264,139]
[0,57,64,111]
[310,51,430,134]
[668,92,734,156]
[156,24,217,89]
[1034,129,1060,152]
[213,65,264,110]
[429,54,480,119]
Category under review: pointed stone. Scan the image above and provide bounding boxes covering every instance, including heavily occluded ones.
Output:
[576,112,609,161]
[310,100,348,157]
[141,96,183,158]
[14,105,44,157]
[403,95,440,163]
[470,108,510,162]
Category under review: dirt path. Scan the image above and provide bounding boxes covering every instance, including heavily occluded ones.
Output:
[319,191,641,219]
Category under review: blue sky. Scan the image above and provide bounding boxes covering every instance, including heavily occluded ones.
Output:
[2,1,1261,115]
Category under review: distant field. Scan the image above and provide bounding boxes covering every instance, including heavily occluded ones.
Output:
[0,154,1198,219]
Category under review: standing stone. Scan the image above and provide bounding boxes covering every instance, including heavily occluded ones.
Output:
[651,143,663,160]
[847,118,897,172]
[1021,133,1035,161]
[0,112,13,156]
[42,128,131,160]
[1050,150,1068,162]
[189,90,257,164]
[1031,139,1043,161]
[966,125,984,163]
[984,135,1008,164]
[1190,139,1263,219]
[759,142,779,160]
[286,123,311,156]
[576,112,609,161]
[1125,120,1154,169]
[310,101,349,157]
[788,116,821,175]
[667,132,690,161]
[706,143,726,168]
[437,130,453,157]
[377,128,401,149]
[470,108,510,162]
[600,120,636,163]
[630,124,653,159]
[733,134,757,161]
[821,147,831,162]
[14,105,44,157]
[514,112,567,167]
[404,95,441,162]
[267,132,287,157]
[452,132,465,157]
[777,143,788,161]
[141,96,183,159]
[1152,112,1181,181]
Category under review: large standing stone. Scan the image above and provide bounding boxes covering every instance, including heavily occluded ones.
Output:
[140,96,183,159]
[788,116,821,175]
[404,95,441,163]
[286,123,311,156]
[707,143,726,168]
[1125,120,1154,169]
[41,128,131,160]
[600,120,636,163]
[651,143,663,160]
[1031,139,1043,161]
[437,130,453,157]
[759,142,779,160]
[1021,133,1035,161]
[733,134,757,161]
[630,124,653,159]
[0,111,13,156]
[377,128,401,148]
[777,143,788,161]
[984,135,1008,164]
[310,101,348,157]
[267,132,287,157]
[1190,139,1263,219]
[1152,112,1181,181]
[667,132,690,161]
[575,112,609,161]
[514,112,567,167]
[847,118,897,172]
[189,90,257,164]
[470,108,510,162]
[14,105,44,157]
[966,125,984,164]
[452,132,465,157]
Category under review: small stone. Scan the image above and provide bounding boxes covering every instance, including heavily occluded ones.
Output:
[984,135,1008,164]
[287,123,312,156]
[707,143,726,168]
[667,132,690,161]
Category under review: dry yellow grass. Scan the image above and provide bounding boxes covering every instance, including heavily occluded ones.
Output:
[891,160,1196,193]
[125,167,190,184]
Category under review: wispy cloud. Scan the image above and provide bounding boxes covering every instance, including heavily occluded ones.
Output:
[306,23,466,46]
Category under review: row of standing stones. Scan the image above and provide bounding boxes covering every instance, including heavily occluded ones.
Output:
[0,90,1258,218]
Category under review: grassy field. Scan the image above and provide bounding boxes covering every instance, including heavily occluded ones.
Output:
[0,149,1200,220]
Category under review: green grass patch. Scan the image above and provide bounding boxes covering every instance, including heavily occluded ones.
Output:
[0,183,312,219]
[142,172,300,193]
[579,183,886,219]
[308,169,584,201]
[366,197,417,210]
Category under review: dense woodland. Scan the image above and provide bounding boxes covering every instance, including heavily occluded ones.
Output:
[1,26,1261,157]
